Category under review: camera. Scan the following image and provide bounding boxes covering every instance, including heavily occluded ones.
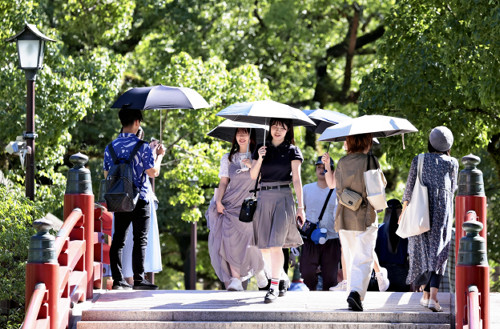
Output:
[5,136,26,155]
[4,136,29,170]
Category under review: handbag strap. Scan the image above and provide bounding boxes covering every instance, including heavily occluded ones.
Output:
[317,188,334,223]
[249,172,260,197]
[366,151,379,170]
[417,154,424,183]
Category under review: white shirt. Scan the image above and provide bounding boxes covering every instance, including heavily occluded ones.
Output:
[218,152,252,178]
[303,182,338,239]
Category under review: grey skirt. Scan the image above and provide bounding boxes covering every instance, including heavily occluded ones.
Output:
[253,182,303,249]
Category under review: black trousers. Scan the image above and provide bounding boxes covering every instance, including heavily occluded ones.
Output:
[300,238,341,291]
[110,199,150,282]
[424,272,443,292]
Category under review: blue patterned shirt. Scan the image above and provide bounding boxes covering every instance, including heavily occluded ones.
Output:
[103,133,155,201]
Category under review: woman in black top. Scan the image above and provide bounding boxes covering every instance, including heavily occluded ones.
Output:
[250,118,305,303]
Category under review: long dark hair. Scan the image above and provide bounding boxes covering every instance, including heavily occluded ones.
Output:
[228,128,257,162]
[266,118,295,145]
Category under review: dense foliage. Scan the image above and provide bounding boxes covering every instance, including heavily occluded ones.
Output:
[358,0,500,259]
[0,185,43,328]
[0,1,499,326]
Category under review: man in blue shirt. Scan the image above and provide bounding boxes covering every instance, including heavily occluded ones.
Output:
[104,108,165,290]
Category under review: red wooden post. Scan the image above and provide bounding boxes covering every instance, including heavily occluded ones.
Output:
[455,154,487,258]
[25,218,60,329]
[64,153,95,299]
[456,212,489,329]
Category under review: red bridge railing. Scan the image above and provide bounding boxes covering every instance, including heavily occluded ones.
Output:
[22,153,110,329]
[455,154,490,329]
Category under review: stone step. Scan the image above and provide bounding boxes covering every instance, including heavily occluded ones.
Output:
[81,309,451,324]
[78,320,451,329]
[77,290,454,329]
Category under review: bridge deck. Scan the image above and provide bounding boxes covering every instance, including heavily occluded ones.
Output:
[74,290,500,328]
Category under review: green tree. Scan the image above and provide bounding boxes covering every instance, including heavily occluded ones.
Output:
[0,185,44,328]
[358,0,500,259]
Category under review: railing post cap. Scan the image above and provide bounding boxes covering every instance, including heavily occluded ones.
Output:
[33,217,53,234]
[463,219,483,235]
[462,154,481,167]
[29,217,56,263]
[66,152,93,194]
[69,153,89,168]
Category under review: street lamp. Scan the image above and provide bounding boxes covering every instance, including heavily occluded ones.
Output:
[6,23,56,200]
[188,175,199,290]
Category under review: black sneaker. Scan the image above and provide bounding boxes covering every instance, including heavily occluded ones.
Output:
[347,291,363,311]
[133,279,159,290]
[278,280,288,297]
[112,280,133,290]
[264,288,278,303]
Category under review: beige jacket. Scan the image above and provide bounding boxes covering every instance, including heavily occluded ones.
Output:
[334,153,378,231]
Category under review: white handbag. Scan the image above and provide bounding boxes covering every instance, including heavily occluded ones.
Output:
[364,154,388,211]
[396,154,430,238]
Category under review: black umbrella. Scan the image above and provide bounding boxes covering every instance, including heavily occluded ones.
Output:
[111,85,210,143]
[207,119,268,144]
[111,85,209,110]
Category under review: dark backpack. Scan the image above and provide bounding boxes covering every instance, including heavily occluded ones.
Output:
[104,140,146,212]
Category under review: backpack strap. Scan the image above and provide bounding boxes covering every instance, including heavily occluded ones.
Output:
[108,143,119,165]
[107,140,146,165]
[127,140,146,163]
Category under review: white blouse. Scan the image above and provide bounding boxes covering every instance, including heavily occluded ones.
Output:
[218,152,251,178]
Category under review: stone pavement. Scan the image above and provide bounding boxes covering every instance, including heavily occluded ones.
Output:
[72,290,500,329]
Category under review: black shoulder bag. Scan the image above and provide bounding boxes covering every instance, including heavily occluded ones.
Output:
[299,188,334,239]
[239,172,260,222]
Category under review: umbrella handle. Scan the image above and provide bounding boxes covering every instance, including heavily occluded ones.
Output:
[247,129,250,154]
[159,111,168,145]
[323,142,332,174]
[263,118,268,146]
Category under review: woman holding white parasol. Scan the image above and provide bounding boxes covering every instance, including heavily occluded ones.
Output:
[318,114,417,311]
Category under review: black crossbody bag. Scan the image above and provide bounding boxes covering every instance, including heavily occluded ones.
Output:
[238,172,260,222]
[299,188,334,239]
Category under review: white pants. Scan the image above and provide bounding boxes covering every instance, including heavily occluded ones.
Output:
[339,225,378,300]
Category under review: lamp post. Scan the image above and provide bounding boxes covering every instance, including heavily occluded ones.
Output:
[6,23,55,200]
[188,176,199,290]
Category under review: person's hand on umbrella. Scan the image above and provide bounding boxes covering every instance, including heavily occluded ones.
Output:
[155,143,166,156]
[321,153,332,171]
[257,145,267,160]
[241,158,252,168]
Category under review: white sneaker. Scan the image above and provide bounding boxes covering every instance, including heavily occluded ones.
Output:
[255,270,269,288]
[329,280,347,291]
[428,299,443,312]
[227,278,243,291]
[376,267,390,292]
